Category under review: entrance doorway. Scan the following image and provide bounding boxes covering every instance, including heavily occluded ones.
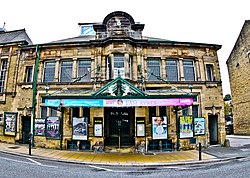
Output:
[22,116,31,144]
[208,114,218,145]
[104,108,135,147]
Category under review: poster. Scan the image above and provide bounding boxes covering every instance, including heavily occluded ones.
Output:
[136,124,145,137]
[180,116,194,138]
[46,116,60,139]
[35,118,46,136]
[194,117,206,135]
[152,116,168,140]
[4,112,17,136]
[94,124,102,137]
[72,117,88,140]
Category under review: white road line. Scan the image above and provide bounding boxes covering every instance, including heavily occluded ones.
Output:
[88,165,128,173]
[27,158,42,165]
[0,156,58,168]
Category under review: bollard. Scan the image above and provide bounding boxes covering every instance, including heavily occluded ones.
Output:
[29,133,32,155]
[199,142,202,161]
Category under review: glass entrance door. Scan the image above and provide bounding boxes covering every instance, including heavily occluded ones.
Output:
[104,108,134,147]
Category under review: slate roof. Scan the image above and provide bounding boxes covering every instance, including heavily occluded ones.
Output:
[0,29,33,45]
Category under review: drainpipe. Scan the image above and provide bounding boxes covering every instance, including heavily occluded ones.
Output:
[176,106,180,151]
[31,45,40,146]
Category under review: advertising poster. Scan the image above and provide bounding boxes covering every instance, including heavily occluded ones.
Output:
[194,117,206,136]
[72,117,88,140]
[35,118,46,136]
[4,112,17,136]
[46,116,60,139]
[152,116,168,140]
[137,124,145,137]
[94,124,102,137]
[180,116,194,138]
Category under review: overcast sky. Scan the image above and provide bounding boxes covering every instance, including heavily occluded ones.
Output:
[1,0,249,96]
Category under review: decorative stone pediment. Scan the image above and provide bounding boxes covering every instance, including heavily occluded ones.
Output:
[93,76,146,97]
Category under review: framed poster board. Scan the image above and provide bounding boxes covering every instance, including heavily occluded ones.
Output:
[180,115,194,139]
[46,116,60,139]
[35,118,46,136]
[136,117,145,137]
[194,117,206,136]
[152,116,167,140]
[94,117,103,137]
[72,117,88,140]
[4,112,17,136]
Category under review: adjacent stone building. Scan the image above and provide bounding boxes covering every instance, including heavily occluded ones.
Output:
[0,11,226,151]
[227,20,250,135]
[0,28,33,143]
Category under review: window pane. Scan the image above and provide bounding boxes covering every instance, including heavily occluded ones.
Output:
[166,59,178,81]
[114,54,125,78]
[78,59,91,81]
[148,106,157,124]
[147,58,160,81]
[192,105,199,118]
[26,67,33,82]
[44,61,55,82]
[206,64,213,81]
[41,106,47,118]
[182,107,189,116]
[60,60,72,82]
[50,108,57,117]
[0,60,8,93]
[183,60,195,81]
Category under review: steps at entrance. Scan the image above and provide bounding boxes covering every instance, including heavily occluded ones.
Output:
[105,146,135,153]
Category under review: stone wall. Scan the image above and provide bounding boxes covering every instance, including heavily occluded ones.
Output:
[227,20,250,135]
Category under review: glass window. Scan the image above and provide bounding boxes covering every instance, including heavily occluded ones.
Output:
[192,105,199,118]
[78,59,91,82]
[114,54,125,78]
[44,61,55,82]
[50,107,57,117]
[60,60,72,82]
[25,66,33,82]
[206,64,214,81]
[147,58,160,81]
[72,107,80,117]
[148,106,157,124]
[0,59,8,93]
[166,59,178,81]
[182,107,189,116]
[41,106,47,118]
[159,106,167,116]
[183,60,195,81]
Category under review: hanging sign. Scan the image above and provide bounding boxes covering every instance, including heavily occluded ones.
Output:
[72,117,88,140]
[194,117,206,135]
[152,116,168,140]
[4,112,17,136]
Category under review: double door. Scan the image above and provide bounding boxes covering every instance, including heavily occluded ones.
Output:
[104,108,135,147]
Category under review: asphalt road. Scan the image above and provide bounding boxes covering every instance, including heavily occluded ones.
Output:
[0,152,249,178]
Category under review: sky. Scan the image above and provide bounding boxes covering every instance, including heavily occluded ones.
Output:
[1,0,249,96]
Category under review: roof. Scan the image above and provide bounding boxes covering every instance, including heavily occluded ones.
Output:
[0,29,33,45]
[44,34,220,49]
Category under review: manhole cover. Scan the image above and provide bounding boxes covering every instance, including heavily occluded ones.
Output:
[8,146,20,149]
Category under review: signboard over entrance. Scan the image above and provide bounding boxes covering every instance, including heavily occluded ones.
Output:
[45,98,193,107]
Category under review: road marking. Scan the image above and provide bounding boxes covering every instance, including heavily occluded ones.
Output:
[0,156,58,168]
[89,165,128,173]
[27,158,42,165]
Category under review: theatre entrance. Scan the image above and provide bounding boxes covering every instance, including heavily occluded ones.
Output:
[104,107,135,147]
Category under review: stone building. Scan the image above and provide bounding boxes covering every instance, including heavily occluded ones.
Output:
[227,20,250,135]
[0,28,33,143]
[0,11,226,151]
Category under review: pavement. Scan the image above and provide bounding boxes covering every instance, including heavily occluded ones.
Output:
[0,135,249,166]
